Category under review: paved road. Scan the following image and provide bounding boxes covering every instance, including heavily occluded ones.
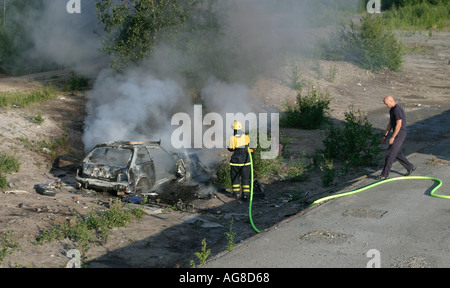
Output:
[204,137,450,268]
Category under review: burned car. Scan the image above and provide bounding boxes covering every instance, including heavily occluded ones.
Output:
[76,141,190,196]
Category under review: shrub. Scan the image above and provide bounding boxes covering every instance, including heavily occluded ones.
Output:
[319,157,336,187]
[64,72,90,95]
[280,85,331,130]
[317,13,404,71]
[322,106,381,167]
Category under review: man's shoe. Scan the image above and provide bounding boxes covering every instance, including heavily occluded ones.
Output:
[405,166,417,176]
[375,175,388,181]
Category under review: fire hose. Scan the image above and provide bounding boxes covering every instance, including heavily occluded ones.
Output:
[247,146,445,234]
[248,146,261,234]
[311,176,445,205]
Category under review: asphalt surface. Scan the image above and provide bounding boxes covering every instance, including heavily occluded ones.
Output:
[204,137,450,268]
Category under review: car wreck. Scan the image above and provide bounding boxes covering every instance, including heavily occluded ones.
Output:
[76,141,191,196]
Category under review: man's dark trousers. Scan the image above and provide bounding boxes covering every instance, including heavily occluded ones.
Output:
[381,131,414,177]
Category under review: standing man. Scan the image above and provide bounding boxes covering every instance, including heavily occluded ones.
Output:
[227,121,251,200]
[377,95,416,180]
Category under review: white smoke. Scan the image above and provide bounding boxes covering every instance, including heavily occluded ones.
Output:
[82,68,191,151]
[26,0,106,71]
[16,0,360,152]
[201,77,254,116]
[81,0,362,152]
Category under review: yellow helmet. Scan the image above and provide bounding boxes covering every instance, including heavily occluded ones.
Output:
[231,120,243,131]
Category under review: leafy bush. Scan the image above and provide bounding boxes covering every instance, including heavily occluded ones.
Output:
[319,157,336,187]
[322,106,381,167]
[280,85,331,130]
[64,72,90,95]
[317,13,404,71]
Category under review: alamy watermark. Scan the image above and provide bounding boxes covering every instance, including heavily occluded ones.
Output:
[66,249,81,268]
[367,0,381,14]
[366,249,381,268]
[171,105,280,159]
[66,0,81,14]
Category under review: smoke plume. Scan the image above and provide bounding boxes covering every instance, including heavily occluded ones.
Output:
[27,1,105,70]
[82,68,190,151]
[16,0,361,151]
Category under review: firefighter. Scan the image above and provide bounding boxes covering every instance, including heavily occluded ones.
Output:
[227,120,252,200]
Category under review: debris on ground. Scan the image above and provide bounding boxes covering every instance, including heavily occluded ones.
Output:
[34,179,62,196]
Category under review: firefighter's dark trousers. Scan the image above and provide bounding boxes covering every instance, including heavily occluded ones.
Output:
[381,131,414,177]
[230,163,251,199]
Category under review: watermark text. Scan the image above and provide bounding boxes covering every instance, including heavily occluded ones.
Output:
[367,0,381,14]
[66,249,81,268]
[367,249,381,268]
[67,0,81,14]
[171,105,279,159]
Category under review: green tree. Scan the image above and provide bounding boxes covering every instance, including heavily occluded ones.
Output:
[96,0,216,71]
[0,0,45,74]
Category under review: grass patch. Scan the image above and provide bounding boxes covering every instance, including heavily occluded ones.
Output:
[0,153,20,189]
[35,200,145,258]
[0,230,19,264]
[0,86,56,109]
[383,1,450,31]
[16,125,71,160]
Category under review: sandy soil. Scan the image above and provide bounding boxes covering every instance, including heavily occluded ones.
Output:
[0,30,448,268]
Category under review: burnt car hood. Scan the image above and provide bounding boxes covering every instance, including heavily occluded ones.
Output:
[81,163,127,181]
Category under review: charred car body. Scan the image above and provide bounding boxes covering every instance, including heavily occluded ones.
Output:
[76,141,191,196]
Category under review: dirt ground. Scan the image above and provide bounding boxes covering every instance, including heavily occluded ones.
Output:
[0,30,448,268]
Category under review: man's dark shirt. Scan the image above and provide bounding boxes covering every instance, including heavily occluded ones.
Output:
[390,104,407,132]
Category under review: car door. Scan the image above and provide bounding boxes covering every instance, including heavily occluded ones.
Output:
[134,146,156,190]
